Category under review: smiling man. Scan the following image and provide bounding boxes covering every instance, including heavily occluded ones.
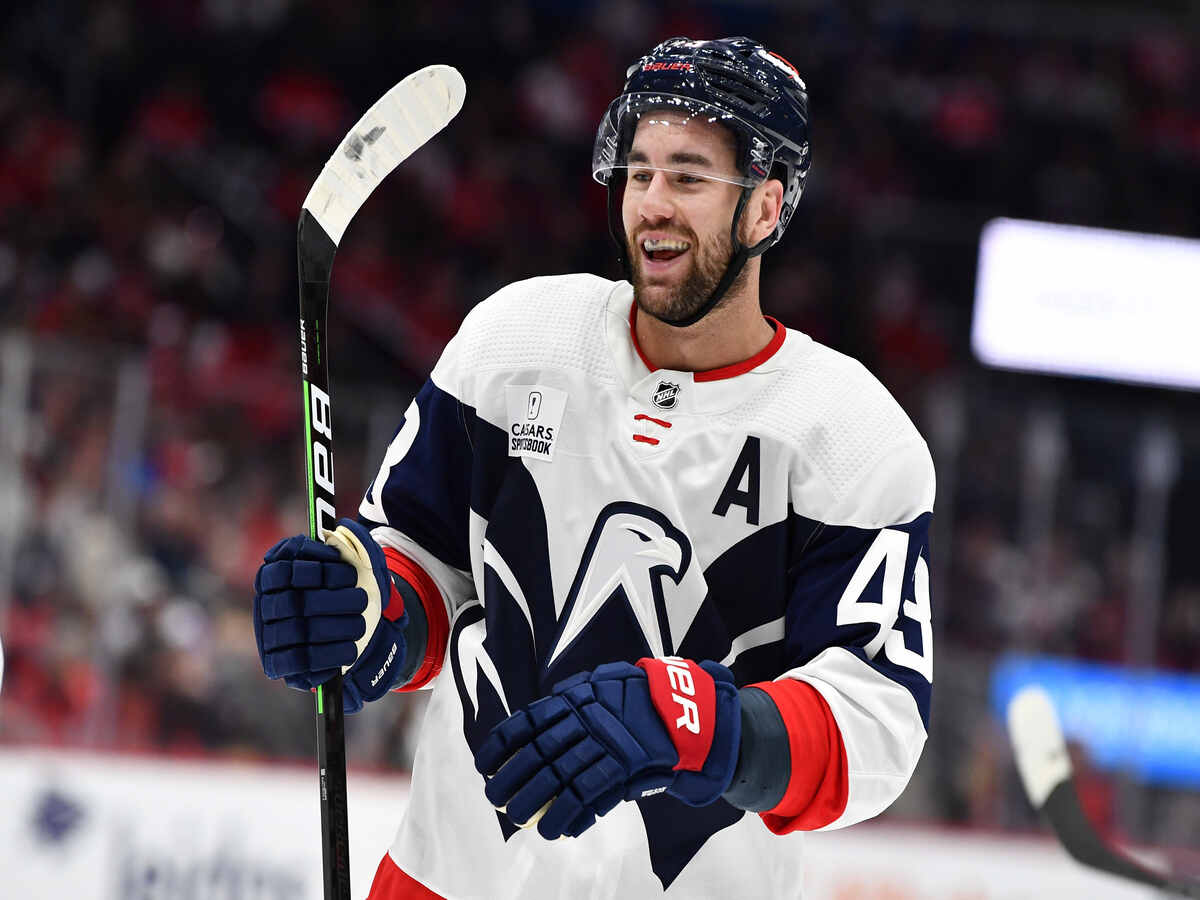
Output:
[253,37,936,900]
[623,111,779,372]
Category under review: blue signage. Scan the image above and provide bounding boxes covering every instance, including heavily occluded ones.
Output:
[991,655,1200,789]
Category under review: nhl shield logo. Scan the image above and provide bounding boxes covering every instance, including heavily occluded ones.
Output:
[651,381,680,410]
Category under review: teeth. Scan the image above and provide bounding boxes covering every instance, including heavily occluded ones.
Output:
[642,238,690,252]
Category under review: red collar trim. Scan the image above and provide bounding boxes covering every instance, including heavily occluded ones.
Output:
[629,302,656,372]
[628,302,786,383]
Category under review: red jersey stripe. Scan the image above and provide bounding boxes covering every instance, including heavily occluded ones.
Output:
[694,317,785,382]
[367,853,446,900]
[634,413,672,428]
[629,302,656,372]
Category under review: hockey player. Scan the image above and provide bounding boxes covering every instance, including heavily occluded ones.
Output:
[253,37,935,899]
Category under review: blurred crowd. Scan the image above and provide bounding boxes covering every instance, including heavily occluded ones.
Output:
[1,0,1198,845]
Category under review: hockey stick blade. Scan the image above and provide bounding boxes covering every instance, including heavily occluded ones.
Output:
[1008,685,1073,808]
[303,65,466,248]
[1008,686,1200,897]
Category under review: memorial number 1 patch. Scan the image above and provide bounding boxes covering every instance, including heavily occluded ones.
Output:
[505,385,567,462]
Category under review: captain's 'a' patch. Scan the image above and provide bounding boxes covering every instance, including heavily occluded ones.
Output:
[505,384,567,462]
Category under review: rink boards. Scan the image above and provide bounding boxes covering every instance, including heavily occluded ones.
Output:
[1,747,1161,899]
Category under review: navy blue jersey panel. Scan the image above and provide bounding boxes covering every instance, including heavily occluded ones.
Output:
[636,794,744,890]
[462,406,523,531]
[542,587,656,687]
[725,643,789,688]
[362,380,474,572]
[448,603,521,841]
[451,603,509,762]
[784,511,933,727]
[480,483,559,662]
[698,516,792,638]
[478,453,563,708]
[687,510,823,682]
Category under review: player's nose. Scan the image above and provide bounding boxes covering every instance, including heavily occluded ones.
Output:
[637,171,675,223]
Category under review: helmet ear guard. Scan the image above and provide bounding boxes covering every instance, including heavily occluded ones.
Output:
[768,150,807,245]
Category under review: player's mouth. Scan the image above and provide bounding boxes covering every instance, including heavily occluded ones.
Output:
[639,236,691,272]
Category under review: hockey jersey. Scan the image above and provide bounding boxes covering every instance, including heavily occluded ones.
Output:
[358,273,935,900]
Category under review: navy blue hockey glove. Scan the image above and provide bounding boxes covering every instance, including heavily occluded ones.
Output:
[474,657,741,840]
[253,518,409,714]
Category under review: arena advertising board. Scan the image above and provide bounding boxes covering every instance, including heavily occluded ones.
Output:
[1,748,1165,899]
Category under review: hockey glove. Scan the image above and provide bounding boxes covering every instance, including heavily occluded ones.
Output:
[253,518,409,713]
[473,657,741,840]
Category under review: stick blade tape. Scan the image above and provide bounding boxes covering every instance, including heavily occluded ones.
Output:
[302,65,466,246]
[1007,685,1073,808]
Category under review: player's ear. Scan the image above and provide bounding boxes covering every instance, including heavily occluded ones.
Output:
[745,178,784,246]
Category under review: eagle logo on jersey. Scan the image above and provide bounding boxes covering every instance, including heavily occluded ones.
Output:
[446,492,743,884]
[651,381,680,410]
[548,502,693,667]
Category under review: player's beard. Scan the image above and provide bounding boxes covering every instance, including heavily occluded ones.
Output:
[628,225,749,324]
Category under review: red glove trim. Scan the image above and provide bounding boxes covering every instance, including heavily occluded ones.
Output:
[750,679,849,833]
[379,558,407,624]
[636,657,716,772]
[382,548,449,691]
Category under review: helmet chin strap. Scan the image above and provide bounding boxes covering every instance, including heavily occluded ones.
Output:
[608,182,774,329]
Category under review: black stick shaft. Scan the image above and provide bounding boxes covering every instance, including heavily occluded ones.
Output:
[298,210,351,900]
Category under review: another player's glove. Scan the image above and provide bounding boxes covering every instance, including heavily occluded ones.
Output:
[474,657,741,840]
[252,518,409,713]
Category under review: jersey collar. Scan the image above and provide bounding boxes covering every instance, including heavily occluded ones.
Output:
[603,281,808,416]
[627,300,787,381]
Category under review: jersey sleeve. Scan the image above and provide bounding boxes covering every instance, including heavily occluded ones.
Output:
[755,437,935,834]
[358,329,479,685]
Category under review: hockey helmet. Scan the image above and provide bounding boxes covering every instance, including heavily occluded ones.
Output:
[594,37,811,325]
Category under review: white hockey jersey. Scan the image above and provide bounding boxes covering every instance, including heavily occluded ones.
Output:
[359,273,935,900]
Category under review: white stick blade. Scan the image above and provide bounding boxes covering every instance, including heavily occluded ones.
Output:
[1008,685,1074,808]
[303,64,466,245]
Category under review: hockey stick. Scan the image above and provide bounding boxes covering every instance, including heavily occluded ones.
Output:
[297,65,465,900]
[1007,686,1200,897]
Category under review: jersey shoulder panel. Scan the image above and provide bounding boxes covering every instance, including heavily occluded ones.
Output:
[432,274,621,402]
[728,334,935,528]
